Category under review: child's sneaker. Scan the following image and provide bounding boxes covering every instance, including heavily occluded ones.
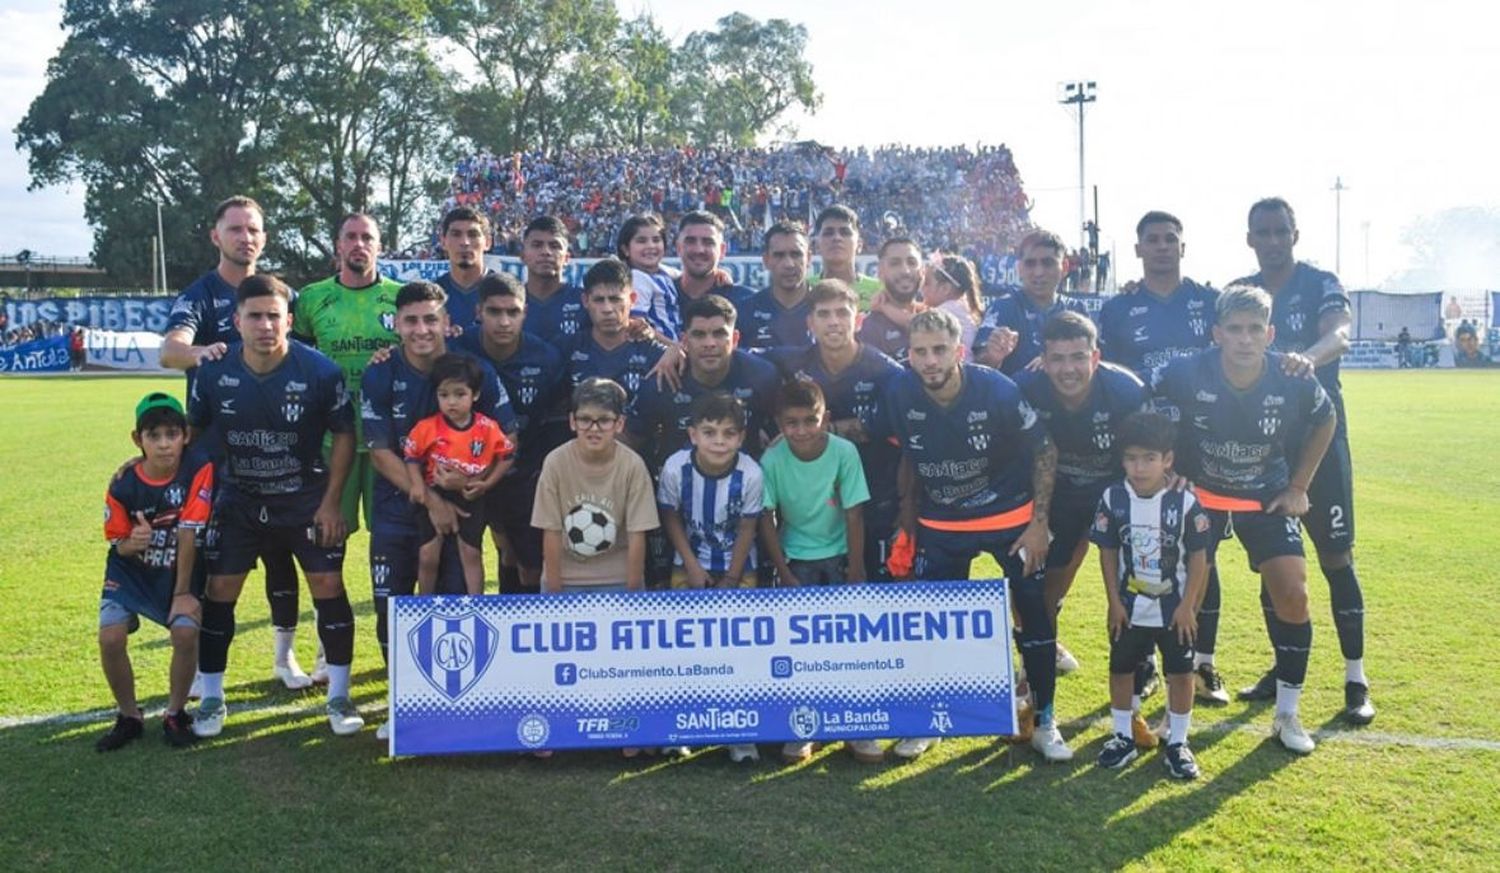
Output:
[96,713,144,752]
[661,745,691,758]
[193,697,227,738]
[1056,642,1080,675]
[1096,733,1138,770]
[162,711,198,748]
[847,739,886,763]
[892,737,939,760]
[727,744,759,763]
[1163,742,1200,780]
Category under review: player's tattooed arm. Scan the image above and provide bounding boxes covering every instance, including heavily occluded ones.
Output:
[1011,437,1056,576]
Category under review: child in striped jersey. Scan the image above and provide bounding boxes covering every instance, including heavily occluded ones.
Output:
[1091,412,1212,780]
[657,393,763,590]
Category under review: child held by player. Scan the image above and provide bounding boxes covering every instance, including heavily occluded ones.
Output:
[1091,412,1212,780]
[96,392,214,751]
[618,213,681,340]
[403,353,514,595]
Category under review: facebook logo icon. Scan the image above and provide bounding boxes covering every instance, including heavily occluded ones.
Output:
[770,656,793,679]
[554,663,578,686]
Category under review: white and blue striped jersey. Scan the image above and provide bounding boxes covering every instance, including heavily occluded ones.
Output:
[1090,483,1212,628]
[656,449,763,573]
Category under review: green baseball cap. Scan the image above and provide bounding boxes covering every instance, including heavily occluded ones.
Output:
[135,391,186,427]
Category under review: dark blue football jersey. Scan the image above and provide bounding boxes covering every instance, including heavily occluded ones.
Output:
[188,341,355,514]
[557,332,667,405]
[884,364,1047,521]
[856,310,910,363]
[628,350,780,469]
[435,270,494,329]
[360,346,516,532]
[1155,349,1335,501]
[740,288,812,349]
[1098,280,1219,386]
[451,330,568,472]
[1016,362,1149,504]
[1230,262,1351,425]
[677,282,758,325]
[763,343,904,504]
[525,284,589,341]
[165,270,240,398]
[974,292,1092,375]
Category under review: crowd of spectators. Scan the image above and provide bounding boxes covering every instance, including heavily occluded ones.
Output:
[416,143,1033,261]
[1,318,72,348]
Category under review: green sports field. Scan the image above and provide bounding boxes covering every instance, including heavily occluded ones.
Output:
[2,371,1497,871]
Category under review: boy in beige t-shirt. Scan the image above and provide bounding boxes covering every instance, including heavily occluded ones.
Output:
[532,377,660,592]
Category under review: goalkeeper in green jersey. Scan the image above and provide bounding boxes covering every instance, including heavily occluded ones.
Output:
[294,212,404,534]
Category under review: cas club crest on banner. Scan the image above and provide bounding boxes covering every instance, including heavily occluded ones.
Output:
[408,610,500,701]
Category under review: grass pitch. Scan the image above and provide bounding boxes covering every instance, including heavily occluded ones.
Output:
[1,370,1497,871]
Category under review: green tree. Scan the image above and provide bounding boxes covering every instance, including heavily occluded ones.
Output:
[677,13,821,148]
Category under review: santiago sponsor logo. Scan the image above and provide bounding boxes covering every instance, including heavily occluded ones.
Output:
[674,708,760,731]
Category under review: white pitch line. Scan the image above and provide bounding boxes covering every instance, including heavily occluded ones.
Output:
[5,706,1500,752]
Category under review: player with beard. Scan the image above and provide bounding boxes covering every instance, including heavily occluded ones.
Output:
[159,196,312,690]
[974,229,1092,375]
[433,206,496,328]
[294,213,403,542]
[857,237,925,363]
[883,308,1072,762]
[673,210,757,315]
[1230,198,1373,724]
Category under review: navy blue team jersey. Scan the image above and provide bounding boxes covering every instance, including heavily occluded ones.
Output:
[763,343,904,505]
[165,270,240,398]
[525,285,589,341]
[1156,348,1335,502]
[1016,362,1149,504]
[360,346,516,533]
[188,341,355,513]
[1231,262,1351,429]
[628,350,780,468]
[740,288,812,349]
[884,364,1048,522]
[435,270,494,329]
[974,292,1092,375]
[856,310,909,363]
[679,282,758,323]
[451,330,567,472]
[1098,280,1218,386]
[558,332,667,403]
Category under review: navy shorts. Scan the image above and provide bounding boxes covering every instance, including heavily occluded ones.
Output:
[862,499,899,583]
[786,555,848,586]
[1301,433,1355,552]
[371,527,468,598]
[1205,509,1304,570]
[210,498,345,577]
[1109,624,1193,676]
[1045,493,1099,570]
[100,556,198,630]
[416,488,486,549]
[485,470,544,569]
[914,523,1041,588]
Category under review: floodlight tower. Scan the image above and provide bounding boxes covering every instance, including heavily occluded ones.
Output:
[1059,81,1097,251]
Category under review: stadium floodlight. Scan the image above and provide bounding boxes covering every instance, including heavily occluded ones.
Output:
[1059,81,1098,251]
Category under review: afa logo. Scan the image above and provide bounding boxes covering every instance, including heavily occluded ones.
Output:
[788,705,820,739]
[408,610,500,701]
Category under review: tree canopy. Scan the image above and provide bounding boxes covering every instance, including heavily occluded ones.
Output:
[16,1,821,286]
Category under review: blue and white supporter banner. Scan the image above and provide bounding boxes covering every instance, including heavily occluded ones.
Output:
[389,581,1015,756]
[0,334,71,373]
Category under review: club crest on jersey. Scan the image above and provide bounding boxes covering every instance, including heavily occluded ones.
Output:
[1287,311,1305,334]
[968,432,991,452]
[1189,317,1207,336]
[1259,413,1280,436]
[380,312,396,332]
[283,402,303,423]
[408,610,499,702]
[1092,424,1114,451]
[165,484,185,507]
[1165,505,1180,530]
[471,439,484,458]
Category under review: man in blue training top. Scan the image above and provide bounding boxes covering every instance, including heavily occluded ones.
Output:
[452,272,568,595]
[975,229,1092,375]
[740,221,814,350]
[187,274,362,739]
[884,308,1072,764]
[673,210,757,317]
[1230,197,1373,724]
[1155,285,1337,754]
[1014,312,1150,701]
[520,216,588,340]
[159,195,312,690]
[1097,210,1228,705]
[433,206,497,329]
[558,259,667,407]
